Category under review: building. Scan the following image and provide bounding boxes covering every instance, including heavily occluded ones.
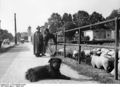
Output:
[21,32,28,41]
[84,29,120,41]
[93,29,112,40]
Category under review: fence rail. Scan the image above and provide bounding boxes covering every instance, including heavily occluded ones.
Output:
[56,43,120,49]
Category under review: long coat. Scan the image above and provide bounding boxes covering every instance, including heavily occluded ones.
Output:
[33,31,43,55]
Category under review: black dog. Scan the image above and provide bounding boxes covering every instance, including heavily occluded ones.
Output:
[25,58,70,82]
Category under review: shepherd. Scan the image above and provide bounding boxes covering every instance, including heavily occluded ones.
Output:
[43,28,57,56]
[33,26,44,57]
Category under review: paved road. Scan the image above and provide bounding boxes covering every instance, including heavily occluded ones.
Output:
[0,43,99,84]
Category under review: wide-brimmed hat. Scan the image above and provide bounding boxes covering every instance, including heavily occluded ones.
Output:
[36,26,41,30]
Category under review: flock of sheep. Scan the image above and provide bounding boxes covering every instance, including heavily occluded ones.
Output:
[56,47,120,76]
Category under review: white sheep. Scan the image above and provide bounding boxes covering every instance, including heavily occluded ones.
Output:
[72,50,90,62]
[73,50,78,59]
[106,50,120,59]
[101,48,110,54]
[84,50,91,56]
[91,53,114,73]
[57,48,73,58]
[90,48,102,56]
[57,48,64,56]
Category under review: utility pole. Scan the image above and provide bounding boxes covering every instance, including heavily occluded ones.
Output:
[14,13,17,45]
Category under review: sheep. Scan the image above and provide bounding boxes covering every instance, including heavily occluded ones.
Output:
[72,50,79,60]
[100,48,111,55]
[65,48,73,58]
[106,50,120,59]
[57,48,73,58]
[90,48,102,56]
[84,50,91,56]
[57,48,64,56]
[72,50,91,63]
[91,52,114,73]
[91,48,111,56]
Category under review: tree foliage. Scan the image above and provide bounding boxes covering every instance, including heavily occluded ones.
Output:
[73,10,90,27]
[106,9,120,30]
[62,13,72,24]
[89,11,105,29]
[48,13,62,33]
[0,29,13,41]
[62,13,77,39]
[44,9,120,42]
[106,9,120,19]
[89,11,105,24]
[64,22,77,39]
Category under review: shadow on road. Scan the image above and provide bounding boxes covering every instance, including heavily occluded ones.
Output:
[9,46,30,53]
[6,43,31,53]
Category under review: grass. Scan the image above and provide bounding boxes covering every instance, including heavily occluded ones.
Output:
[56,56,120,83]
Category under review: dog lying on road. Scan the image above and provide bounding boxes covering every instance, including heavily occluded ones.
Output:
[25,58,70,82]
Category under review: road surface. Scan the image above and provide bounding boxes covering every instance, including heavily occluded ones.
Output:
[0,42,99,84]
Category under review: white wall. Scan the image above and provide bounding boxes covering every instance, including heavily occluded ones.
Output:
[84,30,93,41]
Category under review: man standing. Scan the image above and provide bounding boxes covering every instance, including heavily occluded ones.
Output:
[33,26,43,57]
[43,28,57,55]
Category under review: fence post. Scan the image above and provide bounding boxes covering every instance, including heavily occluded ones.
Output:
[64,27,66,57]
[115,17,119,80]
[78,29,81,64]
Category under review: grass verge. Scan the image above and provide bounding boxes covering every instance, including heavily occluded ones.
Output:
[56,56,120,84]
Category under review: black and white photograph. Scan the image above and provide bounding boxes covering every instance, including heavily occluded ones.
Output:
[0,0,120,85]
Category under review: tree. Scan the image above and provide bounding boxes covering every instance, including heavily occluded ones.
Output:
[48,13,62,33]
[0,29,13,41]
[64,22,77,40]
[61,13,76,39]
[89,11,105,29]
[106,9,120,19]
[106,9,120,30]
[89,11,105,24]
[62,13,72,24]
[44,22,49,29]
[73,10,90,27]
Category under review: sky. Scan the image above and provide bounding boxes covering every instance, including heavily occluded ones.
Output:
[0,0,120,36]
